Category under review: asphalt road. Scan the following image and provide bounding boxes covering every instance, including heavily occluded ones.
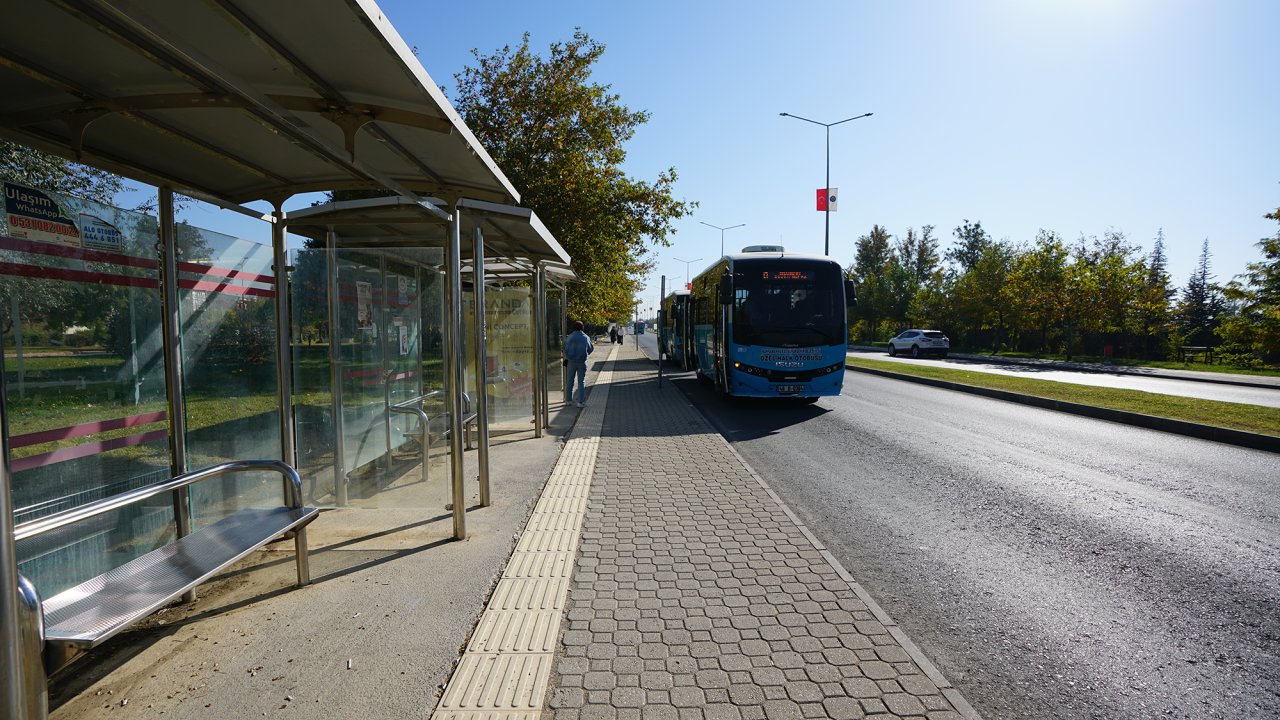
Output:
[848,349,1280,408]
[638,336,1279,720]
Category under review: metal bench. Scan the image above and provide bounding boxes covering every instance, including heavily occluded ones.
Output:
[389,390,478,485]
[14,460,318,679]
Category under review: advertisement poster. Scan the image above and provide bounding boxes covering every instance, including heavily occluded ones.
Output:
[464,288,534,415]
[79,214,124,251]
[4,182,82,246]
[399,324,410,356]
[356,281,373,329]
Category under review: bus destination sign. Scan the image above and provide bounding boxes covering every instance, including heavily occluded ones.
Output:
[761,270,811,281]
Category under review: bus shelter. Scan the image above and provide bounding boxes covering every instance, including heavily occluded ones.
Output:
[283,196,570,527]
[0,1,573,716]
[475,260,579,410]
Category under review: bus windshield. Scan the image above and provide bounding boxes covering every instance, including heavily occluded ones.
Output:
[731,259,843,347]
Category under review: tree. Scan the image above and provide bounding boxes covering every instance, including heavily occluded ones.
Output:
[1218,205,1280,365]
[951,241,1016,352]
[1075,230,1144,354]
[1,140,124,205]
[452,31,693,325]
[897,225,941,286]
[1008,230,1069,353]
[1135,230,1175,358]
[1176,239,1228,347]
[945,219,992,274]
[847,225,897,339]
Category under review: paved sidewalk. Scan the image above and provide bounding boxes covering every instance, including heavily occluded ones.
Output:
[47,341,978,719]
[437,341,976,720]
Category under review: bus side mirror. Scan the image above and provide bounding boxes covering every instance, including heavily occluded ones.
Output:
[844,279,857,308]
[718,276,732,305]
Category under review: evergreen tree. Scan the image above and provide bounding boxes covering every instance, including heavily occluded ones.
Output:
[1136,230,1175,358]
[1145,230,1174,299]
[1176,238,1228,347]
[1217,205,1280,364]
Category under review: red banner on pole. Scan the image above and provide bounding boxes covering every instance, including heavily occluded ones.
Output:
[816,188,827,211]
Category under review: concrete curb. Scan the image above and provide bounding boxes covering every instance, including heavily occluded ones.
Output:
[845,364,1280,454]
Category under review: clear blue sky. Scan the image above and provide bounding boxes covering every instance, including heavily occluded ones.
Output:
[374,0,1279,315]
[171,1,1277,317]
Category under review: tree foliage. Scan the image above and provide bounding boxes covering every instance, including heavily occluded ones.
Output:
[1218,206,1280,364]
[1176,238,1228,346]
[840,215,1274,369]
[1,140,124,205]
[452,31,693,326]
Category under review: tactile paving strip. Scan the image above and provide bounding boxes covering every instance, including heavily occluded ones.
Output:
[431,346,618,720]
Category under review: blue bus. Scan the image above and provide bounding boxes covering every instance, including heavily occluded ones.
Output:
[659,289,692,368]
[687,249,854,401]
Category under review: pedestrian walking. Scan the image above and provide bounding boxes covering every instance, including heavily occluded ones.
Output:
[608,324,618,344]
[563,320,594,408]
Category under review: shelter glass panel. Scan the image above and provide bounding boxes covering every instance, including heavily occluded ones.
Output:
[289,244,338,504]
[545,289,564,399]
[472,285,534,436]
[2,183,172,596]
[337,251,389,484]
[177,221,282,528]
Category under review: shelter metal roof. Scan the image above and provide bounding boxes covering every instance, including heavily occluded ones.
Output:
[473,260,578,284]
[0,0,520,207]
[285,196,570,266]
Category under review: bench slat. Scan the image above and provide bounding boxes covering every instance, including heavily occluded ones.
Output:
[42,506,318,651]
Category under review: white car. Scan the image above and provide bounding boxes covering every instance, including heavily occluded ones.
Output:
[887,329,949,358]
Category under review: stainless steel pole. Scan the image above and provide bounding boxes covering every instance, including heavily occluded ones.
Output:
[158,188,193,604]
[272,209,296,469]
[380,255,392,471]
[326,230,348,506]
[471,227,491,507]
[1,363,36,719]
[446,207,467,539]
[531,264,544,438]
[537,269,547,425]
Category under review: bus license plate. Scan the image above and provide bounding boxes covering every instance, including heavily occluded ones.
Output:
[775,385,805,393]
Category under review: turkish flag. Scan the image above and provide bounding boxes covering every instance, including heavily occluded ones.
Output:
[816,188,827,211]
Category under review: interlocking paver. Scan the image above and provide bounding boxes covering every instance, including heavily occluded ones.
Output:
[540,344,971,720]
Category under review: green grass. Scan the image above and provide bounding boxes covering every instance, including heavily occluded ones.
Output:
[845,356,1280,437]
[978,350,1280,377]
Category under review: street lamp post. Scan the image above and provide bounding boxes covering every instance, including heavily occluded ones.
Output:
[779,111,873,256]
[699,221,746,258]
[672,256,702,289]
